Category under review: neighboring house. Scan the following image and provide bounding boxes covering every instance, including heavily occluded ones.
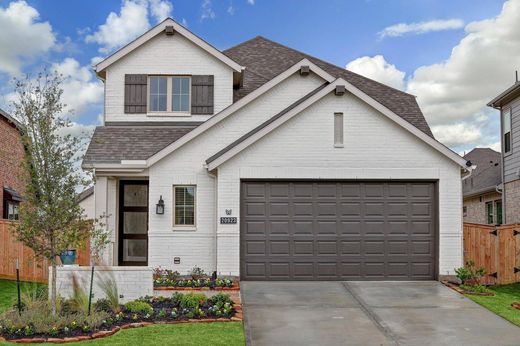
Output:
[462,148,502,225]
[83,18,470,281]
[0,108,24,220]
[78,186,94,220]
[488,80,520,224]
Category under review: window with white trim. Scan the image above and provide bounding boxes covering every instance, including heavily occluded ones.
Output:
[334,112,344,147]
[148,76,191,113]
[503,108,512,154]
[173,185,196,227]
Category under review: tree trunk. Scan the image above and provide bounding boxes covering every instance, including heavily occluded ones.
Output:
[51,256,57,315]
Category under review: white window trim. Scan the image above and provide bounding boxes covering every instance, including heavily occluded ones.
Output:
[147,75,192,117]
[172,185,197,231]
[503,107,512,155]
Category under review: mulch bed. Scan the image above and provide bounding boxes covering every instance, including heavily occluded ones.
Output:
[442,281,495,296]
[511,302,520,310]
[0,297,243,344]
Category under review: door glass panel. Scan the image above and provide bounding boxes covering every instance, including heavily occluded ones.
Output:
[123,212,147,234]
[124,185,148,207]
[123,239,147,262]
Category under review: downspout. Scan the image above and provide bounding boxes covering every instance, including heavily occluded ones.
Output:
[207,168,218,275]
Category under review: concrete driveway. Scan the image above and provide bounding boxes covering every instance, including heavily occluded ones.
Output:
[241,281,520,346]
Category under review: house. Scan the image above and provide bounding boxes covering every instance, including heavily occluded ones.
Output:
[78,186,95,220]
[0,108,24,220]
[82,18,470,281]
[488,80,520,224]
[462,148,502,224]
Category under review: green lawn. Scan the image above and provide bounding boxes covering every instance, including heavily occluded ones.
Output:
[0,323,245,346]
[0,279,46,313]
[466,283,520,327]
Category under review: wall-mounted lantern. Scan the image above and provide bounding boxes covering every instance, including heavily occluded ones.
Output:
[156,195,165,215]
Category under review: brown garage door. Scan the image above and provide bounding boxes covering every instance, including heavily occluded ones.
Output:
[240,181,437,281]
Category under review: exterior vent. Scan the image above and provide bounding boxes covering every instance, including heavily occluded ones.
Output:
[165,26,175,35]
[300,66,310,76]
[335,85,346,95]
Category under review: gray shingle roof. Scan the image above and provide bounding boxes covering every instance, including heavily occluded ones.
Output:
[224,36,433,137]
[83,124,199,166]
[462,148,502,197]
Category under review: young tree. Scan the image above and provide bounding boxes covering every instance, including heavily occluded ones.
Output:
[10,71,91,314]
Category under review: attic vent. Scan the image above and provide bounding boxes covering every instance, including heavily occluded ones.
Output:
[165,26,174,35]
[335,85,346,96]
[300,66,310,76]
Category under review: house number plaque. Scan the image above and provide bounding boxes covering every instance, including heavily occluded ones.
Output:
[220,217,237,224]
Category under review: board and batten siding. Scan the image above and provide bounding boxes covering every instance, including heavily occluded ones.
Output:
[216,92,463,276]
[147,73,327,275]
[104,32,234,123]
[503,97,520,183]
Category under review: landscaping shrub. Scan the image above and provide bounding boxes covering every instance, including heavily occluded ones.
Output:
[97,272,121,313]
[69,274,90,313]
[189,266,207,280]
[171,292,183,307]
[460,284,491,293]
[455,259,486,285]
[93,298,113,313]
[179,293,207,310]
[209,293,234,308]
[124,300,153,315]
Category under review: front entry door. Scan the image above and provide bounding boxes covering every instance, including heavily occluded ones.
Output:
[119,181,149,266]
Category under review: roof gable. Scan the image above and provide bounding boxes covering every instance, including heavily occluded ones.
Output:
[462,148,502,197]
[224,36,433,138]
[206,78,468,170]
[95,18,243,75]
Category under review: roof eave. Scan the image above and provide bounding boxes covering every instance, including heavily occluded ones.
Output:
[487,82,520,109]
[95,18,244,74]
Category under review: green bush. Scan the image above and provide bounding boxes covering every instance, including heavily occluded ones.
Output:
[179,293,207,310]
[124,300,153,315]
[209,293,233,308]
[171,292,183,307]
[455,259,486,285]
[460,284,490,293]
[93,298,113,313]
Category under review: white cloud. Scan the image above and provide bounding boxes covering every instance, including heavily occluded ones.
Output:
[51,58,104,116]
[201,0,216,20]
[431,123,481,147]
[407,0,520,127]
[85,0,172,54]
[149,0,172,22]
[227,4,235,15]
[378,19,464,39]
[181,18,188,27]
[247,0,255,4]
[0,0,56,75]
[346,55,405,90]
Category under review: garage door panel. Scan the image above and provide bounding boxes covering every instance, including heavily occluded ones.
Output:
[241,181,436,281]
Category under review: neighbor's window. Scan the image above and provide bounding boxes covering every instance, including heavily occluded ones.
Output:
[463,206,467,218]
[173,185,196,227]
[334,112,344,147]
[486,201,494,224]
[495,200,503,225]
[149,76,168,112]
[4,200,19,220]
[172,77,190,112]
[503,108,512,153]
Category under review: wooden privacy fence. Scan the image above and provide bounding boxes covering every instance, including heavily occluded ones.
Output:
[0,220,90,283]
[463,222,520,285]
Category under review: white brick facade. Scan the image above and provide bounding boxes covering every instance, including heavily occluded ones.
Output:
[90,28,465,280]
[104,33,234,123]
[52,266,153,303]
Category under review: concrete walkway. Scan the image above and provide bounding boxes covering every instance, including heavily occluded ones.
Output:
[241,281,520,346]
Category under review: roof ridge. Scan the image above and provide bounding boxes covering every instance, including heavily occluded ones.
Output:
[241,35,415,98]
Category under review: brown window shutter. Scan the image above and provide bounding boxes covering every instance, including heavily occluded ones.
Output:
[191,75,214,115]
[124,74,147,114]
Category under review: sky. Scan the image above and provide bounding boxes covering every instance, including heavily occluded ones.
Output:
[0,0,518,155]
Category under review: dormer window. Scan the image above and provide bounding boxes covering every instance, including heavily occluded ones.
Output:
[148,75,191,114]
